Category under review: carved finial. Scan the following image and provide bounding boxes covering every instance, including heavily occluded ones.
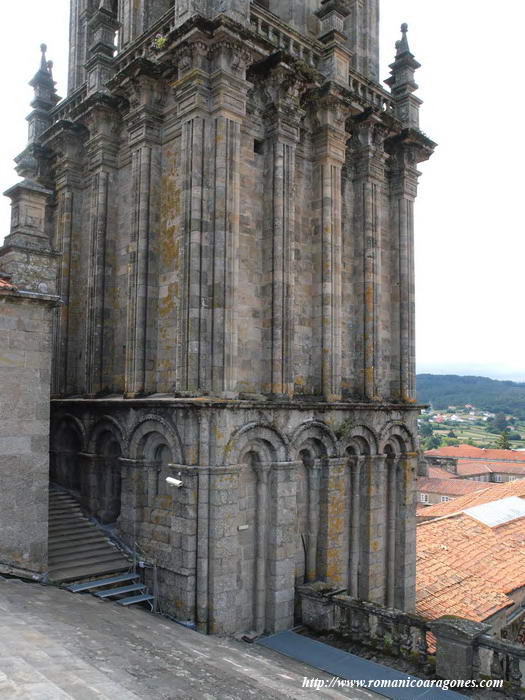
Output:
[396,22,411,56]
[40,43,48,71]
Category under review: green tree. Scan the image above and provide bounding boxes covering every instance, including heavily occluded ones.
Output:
[423,435,442,450]
[447,430,457,438]
[420,423,433,438]
[496,431,511,450]
[493,413,508,433]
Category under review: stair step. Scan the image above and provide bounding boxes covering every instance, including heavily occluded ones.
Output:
[67,573,139,593]
[49,550,122,568]
[49,516,89,525]
[117,593,155,606]
[49,560,130,583]
[49,540,112,556]
[49,531,108,546]
[49,523,93,535]
[95,583,146,598]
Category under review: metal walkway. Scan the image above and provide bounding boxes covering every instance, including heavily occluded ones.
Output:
[258,630,468,700]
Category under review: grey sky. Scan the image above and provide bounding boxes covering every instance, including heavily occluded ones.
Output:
[1,1,523,381]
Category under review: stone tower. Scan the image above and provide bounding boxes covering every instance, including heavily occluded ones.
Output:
[17,0,435,634]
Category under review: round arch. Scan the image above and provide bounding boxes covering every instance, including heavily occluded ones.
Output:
[379,422,415,455]
[290,420,338,460]
[223,422,288,465]
[87,415,126,455]
[51,414,87,453]
[341,424,379,456]
[128,415,184,464]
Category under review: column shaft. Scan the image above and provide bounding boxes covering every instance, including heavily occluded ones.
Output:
[125,145,155,396]
[85,170,108,394]
[211,116,241,394]
[255,467,269,632]
[267,138,296,396]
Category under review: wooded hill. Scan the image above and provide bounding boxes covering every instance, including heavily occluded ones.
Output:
[416,374,525,419]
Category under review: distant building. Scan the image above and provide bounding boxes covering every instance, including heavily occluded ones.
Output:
[423,445,525,484]
[417,477,489,507]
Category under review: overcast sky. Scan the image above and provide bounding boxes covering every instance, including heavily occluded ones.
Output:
[1,2,524,382]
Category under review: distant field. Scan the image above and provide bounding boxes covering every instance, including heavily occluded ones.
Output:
[417,374,525,420]
[432,421,525,449]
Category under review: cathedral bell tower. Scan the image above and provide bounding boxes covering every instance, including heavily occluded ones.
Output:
[16,0,436,634]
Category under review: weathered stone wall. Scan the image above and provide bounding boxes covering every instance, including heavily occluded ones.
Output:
[0,290,57,573]
[48,0,434,636]
[52,398,419,632]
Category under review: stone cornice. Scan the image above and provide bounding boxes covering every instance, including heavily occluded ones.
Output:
[52,397,425,412]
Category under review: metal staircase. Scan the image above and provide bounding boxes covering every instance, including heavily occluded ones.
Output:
[48,486,155,609]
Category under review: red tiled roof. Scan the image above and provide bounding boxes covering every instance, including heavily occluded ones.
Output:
[456,460,525,477]
[427,466,454,479]
[418,477,488,497]
[416,478,525,520]
[426,445,525,462]
[0,276,17,291]
[417,508,525,621]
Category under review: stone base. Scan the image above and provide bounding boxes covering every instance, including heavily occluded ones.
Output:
[51,397,419,634]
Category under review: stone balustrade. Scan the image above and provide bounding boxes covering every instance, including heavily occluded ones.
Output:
[249,5,320,68]
[475,634,525,697]
[299,583,525,698]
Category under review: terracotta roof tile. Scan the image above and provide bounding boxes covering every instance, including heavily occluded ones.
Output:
[426,444,525,462]
[418,477,488,497]
[427,466,454,479]
[418,478,525,520]
[0,275,17,291]
[417,496,525,621]
[456,460,525,476]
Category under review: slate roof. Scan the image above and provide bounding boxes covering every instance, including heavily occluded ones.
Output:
[417,502,525,621]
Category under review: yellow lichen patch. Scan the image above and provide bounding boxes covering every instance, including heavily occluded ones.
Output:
[371,540,380,552]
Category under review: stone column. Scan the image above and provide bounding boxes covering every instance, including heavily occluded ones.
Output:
[348,455,365,597]
[385,456,399,609]
[83,104,119,395]
[389,147,420,401]
[359,454,387,604]
[255,464,270,632]
[266,462,298,632]
[350,119,386,400]
[317,457,348,587]
[123,75,163,397]
[260,67,303,397]
[313,96,347,401]
[210,113,242,395]
[196,411,211,633]
[53,187,74,394]
[306,459,321,582]
[118,457,147,547]
[173,40,250,396]
[208,465,241,635]
[395,451,418,611]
